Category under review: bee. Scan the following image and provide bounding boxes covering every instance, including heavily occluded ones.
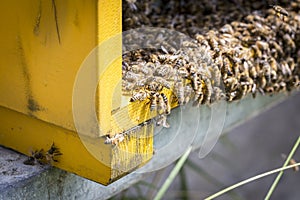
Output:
[124,71,141,82]
[227,91,237,102]
[261,61,271,82]
[183,84,193,104]
[149,54,159,63]
[174,81,185,105]
[211,87,225,103]
[188,62,197,75]
[24,143,62,165]
[292,75,300,87]
[150,93,158,111]
[122,60,130,71]
[283,34,296,52]
[182,41,199,48]
[147,81,163,92]
[258,76,267,91]
[157,54,168,62]
[280,60,292,78]
[193,82,204,107]
[268,57,278,71]
[289,158,299,172]
[202,77,213,104]
[45,143,62,164]
[133,78,148,89]
[232,59,241,78]
[23,149,45,165]
[280,21,295,34]
[195,34,210,49]
[239,59,250,78]
[275,81,285,92]
[125,0,138,11]
[160,45,169,54]
[105,133,125,146]
[273,83,280,92]
[123,17,136,30]
[191,73,199,91]
[213,63,223,87]
[234,84,248,101]
[154,64,173,78]
[281,154,299,172]
[241,35,256,47]
[130,89,149,102]
[177,67,189,78]
[245,14,265,23]
[145,62,156,71]
[161,93,170,114]
[207,36,219,52]
[270,70,278,81]
[251,44,262,58]
[220,24,234,34]
[243,76,255,94]
[287,57,295,72]
[168,55,181,62]
[224,77,239,91]
[131,63,152,75]
[251,82,257,97]
[269,40,283,58]
[157,93,166,114]
[122,81,135,93]
[215,54,223,70]
[265,86,274,93]
[222,56,233,79]
[153,77,171,89]
[272,5,289,18]
[256,41,269,53]
[156,114,170,128]
[130,64,140,74]
[174,58,185,69]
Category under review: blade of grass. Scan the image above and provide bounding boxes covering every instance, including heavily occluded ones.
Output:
[264,136,300,200]
[179,166,188,200]
[153,146,192,200]
[204,162,300,200]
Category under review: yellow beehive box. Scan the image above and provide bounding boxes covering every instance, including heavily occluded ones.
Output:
[0,0,153,185]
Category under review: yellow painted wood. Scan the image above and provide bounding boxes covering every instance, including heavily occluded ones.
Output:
[97,0,122,135]
[0,105,154,185]
[111,123,154,181]
[0,0,154,185]
[0,0,99,131]
[0,105,111,185]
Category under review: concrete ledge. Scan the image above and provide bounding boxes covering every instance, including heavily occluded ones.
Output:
[0,146,145,200]
[0,146,46,191]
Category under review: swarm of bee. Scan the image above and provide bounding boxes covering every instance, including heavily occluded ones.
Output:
[106,0,300,146]
[23,143,62,166]
[121,41,220,130]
